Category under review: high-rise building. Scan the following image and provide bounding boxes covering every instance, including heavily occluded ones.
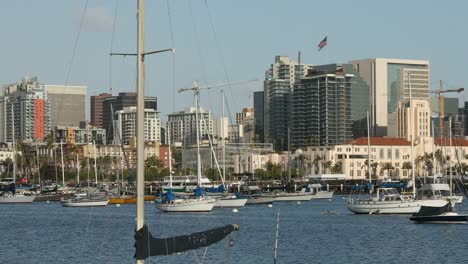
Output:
[236,108,255,143]
[0,77,51,142]
[264,56,311,150]
[167,107,213,147]
[102,92,157,142]
[55,125,106,145]
[396,99,431,142]
[90,93,112,128]
[253,91,264,142]
[291,64,368,149]
[350,58,430,137]
[44,84,86,128]
[115,106,161,145]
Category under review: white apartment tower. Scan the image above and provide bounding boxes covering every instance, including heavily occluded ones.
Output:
[167,107,213,147]
[1,77,51,142]
[115,106,161,145]
[264,55,311,150]
[350,58,430,137]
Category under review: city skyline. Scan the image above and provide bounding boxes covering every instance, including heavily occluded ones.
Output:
[1,0,467,121]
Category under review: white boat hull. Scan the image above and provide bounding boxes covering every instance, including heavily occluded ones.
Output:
[347,198,449,214]
[311,191,334,200]
[246,196,275,205]
[274,193,314,202]
[215,197,247,208]
[0,194,36,203]
[155,198,217,212]
[61,200,109,207]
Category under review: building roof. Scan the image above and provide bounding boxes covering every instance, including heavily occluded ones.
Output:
[344,137,411,146]
[435,138,468,146]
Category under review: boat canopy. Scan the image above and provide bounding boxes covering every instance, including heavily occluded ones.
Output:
[380,182,407,189]
[135,224,239,259]
[205,184,226,193]
[418,183,450,191]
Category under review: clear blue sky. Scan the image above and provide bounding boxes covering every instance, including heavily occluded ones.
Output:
[1,0,468,121]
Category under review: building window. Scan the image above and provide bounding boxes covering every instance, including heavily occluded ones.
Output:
[350,170,354,177]
[387,149,392,159]
[379,149,384,159]
[395,149,400,159]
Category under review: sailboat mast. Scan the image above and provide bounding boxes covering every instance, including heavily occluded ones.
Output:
[135,1,145,263]
[409,72,416,198]
[432,121,436,183]
[222,90,226,183]
[195,88,202,185]
[168,125,173,189]
[60,140,65,187]
[367,110,371,187]
[11,104,16,183]
[93,140,98,185]
[449,118,453,197]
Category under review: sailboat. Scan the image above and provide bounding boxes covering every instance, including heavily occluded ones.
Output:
[155,119,217,212]
[133,2,237,261]
[0,105,36,204]
[347,109,448,214]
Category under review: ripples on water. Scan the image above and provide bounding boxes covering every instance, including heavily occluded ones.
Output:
[1,197,467,264]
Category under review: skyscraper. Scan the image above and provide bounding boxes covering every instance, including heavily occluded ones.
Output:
[102,92,157,142]
[0,77,51,142]
[167,107,213,147]
[90,93,112,128]
[264,56,311,150]
[350,58,430,137]
[115,106,161,145]
[253,91,264,142]
[291,64,368,149]
[44,84,86,128]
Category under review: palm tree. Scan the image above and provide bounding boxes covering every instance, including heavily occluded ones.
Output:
[381,162,394,179]
[312,156,322,174]
[402,161,412,178]
[331,162,342,174]
[322,161,332,174]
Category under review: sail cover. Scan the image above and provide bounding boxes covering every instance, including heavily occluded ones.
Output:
[414,203,452,216]
[135,224,239,259]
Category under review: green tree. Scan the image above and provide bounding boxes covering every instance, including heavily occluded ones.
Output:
[331,162,342,174]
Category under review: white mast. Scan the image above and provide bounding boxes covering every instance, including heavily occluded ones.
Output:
[409,72,416,199]
[76,153,80,184]
[195,86,202,186]
[222,90,226,183]
[135,1,145,262]
[168,126,173,189]
[60,139,65,187]
[11,104,16,183]
[432,121,436,183]
[367,110,372,189]
[449,118,453,197]
[93,140,98,185]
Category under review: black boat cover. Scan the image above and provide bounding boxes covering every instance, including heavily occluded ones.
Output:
[414,203,452,216]
[135,224,239,259]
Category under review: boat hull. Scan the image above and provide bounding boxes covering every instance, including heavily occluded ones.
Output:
[61,200,109,207]
[410,214,468,224]
[347,198,449,214]
[274,194,314,202]
[0,195,36,203]
[155,198,217,212]
[215,198,247,208]
[311,191,334,200]
[246,196,275,205]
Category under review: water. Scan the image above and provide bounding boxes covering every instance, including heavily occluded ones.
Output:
[1,197,467,264]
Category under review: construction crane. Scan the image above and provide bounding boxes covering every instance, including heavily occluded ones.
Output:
[429,80,464,139]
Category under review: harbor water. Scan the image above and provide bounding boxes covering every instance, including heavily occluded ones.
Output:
[1,196,467,264]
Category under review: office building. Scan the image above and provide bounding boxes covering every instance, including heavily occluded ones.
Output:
[90,93,112,128]
[55,125,106,145]
[102,92,157,142]
[44,84,86,128]
[253,91,264,142]
[167,107,213,147]
[115,106,161,145]
[350,58,430,137]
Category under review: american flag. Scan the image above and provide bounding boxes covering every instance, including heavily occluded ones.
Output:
[318,36,327,51]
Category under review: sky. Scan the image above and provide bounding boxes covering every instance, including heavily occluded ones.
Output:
[1,0,468,122]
